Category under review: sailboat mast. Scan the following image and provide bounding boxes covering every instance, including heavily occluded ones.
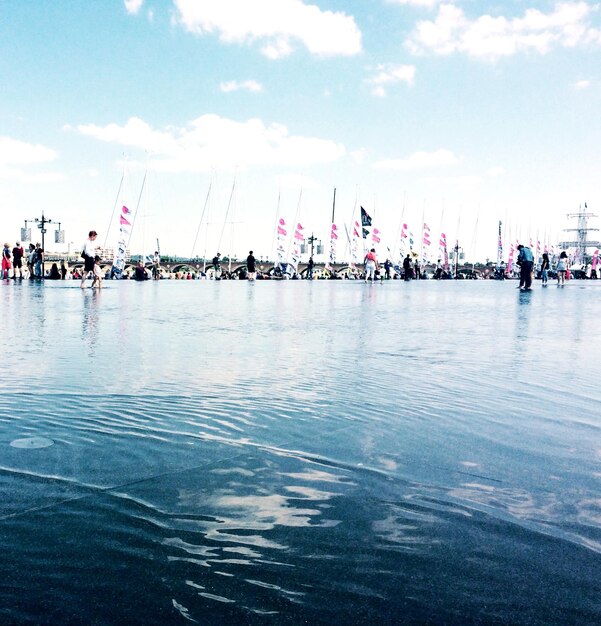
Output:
[331,188,337,224]
[104,170,124,250]
[190,180,212,260]
[126,170,147,252]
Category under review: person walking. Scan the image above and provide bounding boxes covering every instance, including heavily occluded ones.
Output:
[517,244,534,291]
[556,251,568,286]
[2,243,12,279]
[80,230,98,288]
[540,252,550,286]
[364,248,378,284]
[246,251,256,281]
[12,242,24,279]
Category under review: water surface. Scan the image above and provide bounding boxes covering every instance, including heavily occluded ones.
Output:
[1,279,600,624]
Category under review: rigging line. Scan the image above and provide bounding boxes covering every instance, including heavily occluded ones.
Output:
[189,180,213,260]
[103,169,124,249]
[217,174,236,254]
[126,170,147,251]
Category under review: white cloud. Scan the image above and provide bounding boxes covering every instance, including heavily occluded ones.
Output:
[275,173,319,190]
[574,79,591,88]
[0,136,61,181]
[76,115,346,172]
[406,2,601,60]
[374,148,459,170]
[388,0,442,7]
[124,0,144,15]
[366,63,416,96]
[418,174,481,186]
[220,79,263,93]
[487,166,505,177]
[172,0,362,58]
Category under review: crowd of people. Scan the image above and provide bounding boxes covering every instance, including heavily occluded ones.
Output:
[2,242,46,280]
[0,232,588,288]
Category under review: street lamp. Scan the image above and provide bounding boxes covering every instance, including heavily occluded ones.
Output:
[453,241,463,279]
[23,212,63,276]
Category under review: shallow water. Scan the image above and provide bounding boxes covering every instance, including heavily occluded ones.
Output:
[1,278,600,624]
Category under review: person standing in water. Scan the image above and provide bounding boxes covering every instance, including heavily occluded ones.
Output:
[91,255,103,289]
[517,244,534,291]
[2,243,12,279]
[80,230,98,289]
[12,242,24,279]
[364,248,378,284]
[540,252,550,286]
[246,251,256,281]
[556,251,568,286]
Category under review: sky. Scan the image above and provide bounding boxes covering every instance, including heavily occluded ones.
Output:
[1,0,600,263]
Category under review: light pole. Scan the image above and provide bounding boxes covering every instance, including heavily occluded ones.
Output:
[306,233,320,280]
[454,241,461,279]
[24,212,62,276]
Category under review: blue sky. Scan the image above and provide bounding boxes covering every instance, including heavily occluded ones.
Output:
[1,0,600,262]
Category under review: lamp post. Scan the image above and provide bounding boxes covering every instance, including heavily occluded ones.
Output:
[24,212,62,277]
[306,233,320,280]
[454,241,462,279]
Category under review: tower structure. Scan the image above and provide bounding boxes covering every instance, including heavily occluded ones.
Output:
[559,205,600,266]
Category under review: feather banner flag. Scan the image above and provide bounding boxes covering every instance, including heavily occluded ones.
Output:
[290,223,304,275]
[421,222,432,264]
[112,205,133,277]
[275,217,288,272]
[439,232,449,270]
[326,223,338,269]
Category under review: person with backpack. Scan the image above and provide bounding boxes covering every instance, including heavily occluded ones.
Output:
[80,230,98,288]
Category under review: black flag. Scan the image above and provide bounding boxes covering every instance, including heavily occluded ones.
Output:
[360,206,372,228]
[362,228,369,239]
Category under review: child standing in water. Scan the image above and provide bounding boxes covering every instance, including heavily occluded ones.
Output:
[91,255,103,289]
[540,252,550,286]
